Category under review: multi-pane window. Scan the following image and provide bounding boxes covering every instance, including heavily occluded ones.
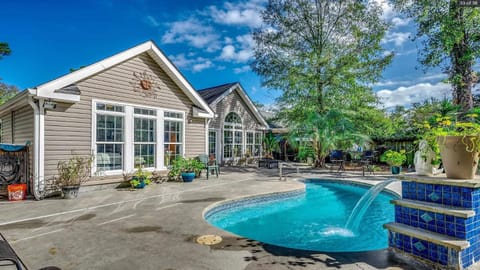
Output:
[223,130,233,158]
[134,108,156,168]
[224,112,242,159]
[246,132,254,157]
[234,131,243,157]
[254,133,262,157]
[94,102,186,173]
[96,103,124,171]
[208,130,216,157]
[164,111,183,166]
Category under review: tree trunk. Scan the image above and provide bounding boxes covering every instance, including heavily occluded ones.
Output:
[450,2,474,115]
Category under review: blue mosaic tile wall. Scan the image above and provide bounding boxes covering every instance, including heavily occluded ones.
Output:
[401,181,480,209]
[389,231,452,266]
[394,205,474,238]
[390,181,480,269]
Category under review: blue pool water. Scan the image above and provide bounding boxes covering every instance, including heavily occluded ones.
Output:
[205,181,396,252]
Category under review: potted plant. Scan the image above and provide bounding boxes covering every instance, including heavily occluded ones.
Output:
[168,157,203,182]
[384,150,406,175]
[423,114,480,179]
[56,154,93,199]
[130,167,152,188]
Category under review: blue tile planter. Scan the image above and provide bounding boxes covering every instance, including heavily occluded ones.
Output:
[386,175,480,269]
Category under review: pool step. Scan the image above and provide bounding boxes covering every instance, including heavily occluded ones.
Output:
[391,199,475,218]
[384,222,470,251]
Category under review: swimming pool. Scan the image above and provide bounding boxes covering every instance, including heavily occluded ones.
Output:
[205,180,396,252]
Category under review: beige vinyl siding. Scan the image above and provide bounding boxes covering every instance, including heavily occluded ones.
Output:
[12,105,34,145]
[43,53,204,183]
[0,114,12,143]
[185,118,206,157]
[210,90,263,130]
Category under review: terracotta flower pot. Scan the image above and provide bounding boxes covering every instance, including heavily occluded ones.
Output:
[437,136,479,179]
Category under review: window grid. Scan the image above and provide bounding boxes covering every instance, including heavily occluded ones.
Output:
[96,105,125,172]
[246,132,254,157]
[164,117,183,166]
[254,133,262,157]
[134,117,156,168]
[208,131,216,157]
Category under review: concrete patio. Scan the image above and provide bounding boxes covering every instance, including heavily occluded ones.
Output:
[0,167,423,270]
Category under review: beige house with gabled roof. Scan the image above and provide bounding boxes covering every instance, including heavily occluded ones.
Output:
[0,41,214,198]
[198,83,269,164]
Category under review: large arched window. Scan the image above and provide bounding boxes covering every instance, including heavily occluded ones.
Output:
[224,112,243,159]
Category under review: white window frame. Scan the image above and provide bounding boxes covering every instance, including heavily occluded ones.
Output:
[163,111,185,166]
[133,109,157,169]
[91,99,185,175]
[93,102,126,176]
[254,131,263,157]
[223,112,243,160]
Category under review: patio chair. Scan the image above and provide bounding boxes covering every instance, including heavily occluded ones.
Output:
[360,150,375,176]
[1,232,61,270]
[0,232,26,270]
[329,150,345,174]
[198,154,219,179]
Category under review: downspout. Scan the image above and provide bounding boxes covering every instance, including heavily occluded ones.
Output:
[205,118,211,154]
[27,96,45,200]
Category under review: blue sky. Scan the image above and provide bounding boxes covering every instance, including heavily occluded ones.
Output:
[0,0,478,109]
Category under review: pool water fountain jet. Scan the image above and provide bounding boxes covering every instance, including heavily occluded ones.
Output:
[345,179,398,232]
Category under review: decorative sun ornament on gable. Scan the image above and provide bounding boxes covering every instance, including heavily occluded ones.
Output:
[130,70,159,97]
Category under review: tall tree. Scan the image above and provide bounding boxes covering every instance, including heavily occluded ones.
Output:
[393,0,480,115]
[251,0,392,166]
[0,42,11,59]
[0,82,20,105]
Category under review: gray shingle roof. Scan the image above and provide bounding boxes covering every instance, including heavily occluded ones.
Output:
[197,82,237,104]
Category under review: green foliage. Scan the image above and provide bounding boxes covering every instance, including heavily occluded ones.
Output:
[252,0,392,113]
[168,157,204,178]
[0,42,11,59]
[286,109,371,166]
[384,150,407,167]
[296,144,315,162]
[262,132,280,158]
[420,113,480,154]
[56,154,94,186]
[0,82,20,105]
[251,0,392,166]
[392,0,480,113]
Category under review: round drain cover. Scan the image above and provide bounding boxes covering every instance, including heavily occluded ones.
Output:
[196,235,222,245]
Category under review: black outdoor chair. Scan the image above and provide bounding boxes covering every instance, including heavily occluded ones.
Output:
[360,150,375,176]
[0,233,61,270]
[329,150,345,173]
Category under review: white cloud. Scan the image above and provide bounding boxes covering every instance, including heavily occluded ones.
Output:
[377,82,451,108]
[169,53,215,72]
[208,0,266,28]
[382,32,411,47]
[374,73,447,88]
[145,15,160,27]
[161,17,220,51]
[219,34,254,63]
[234,65,250,73]
[391,17,410,27]
[192,60,213,72]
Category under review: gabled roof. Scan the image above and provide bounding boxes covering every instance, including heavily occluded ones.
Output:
[31,40,214,118]
[197,82,237,104]
[198,82,269,129]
